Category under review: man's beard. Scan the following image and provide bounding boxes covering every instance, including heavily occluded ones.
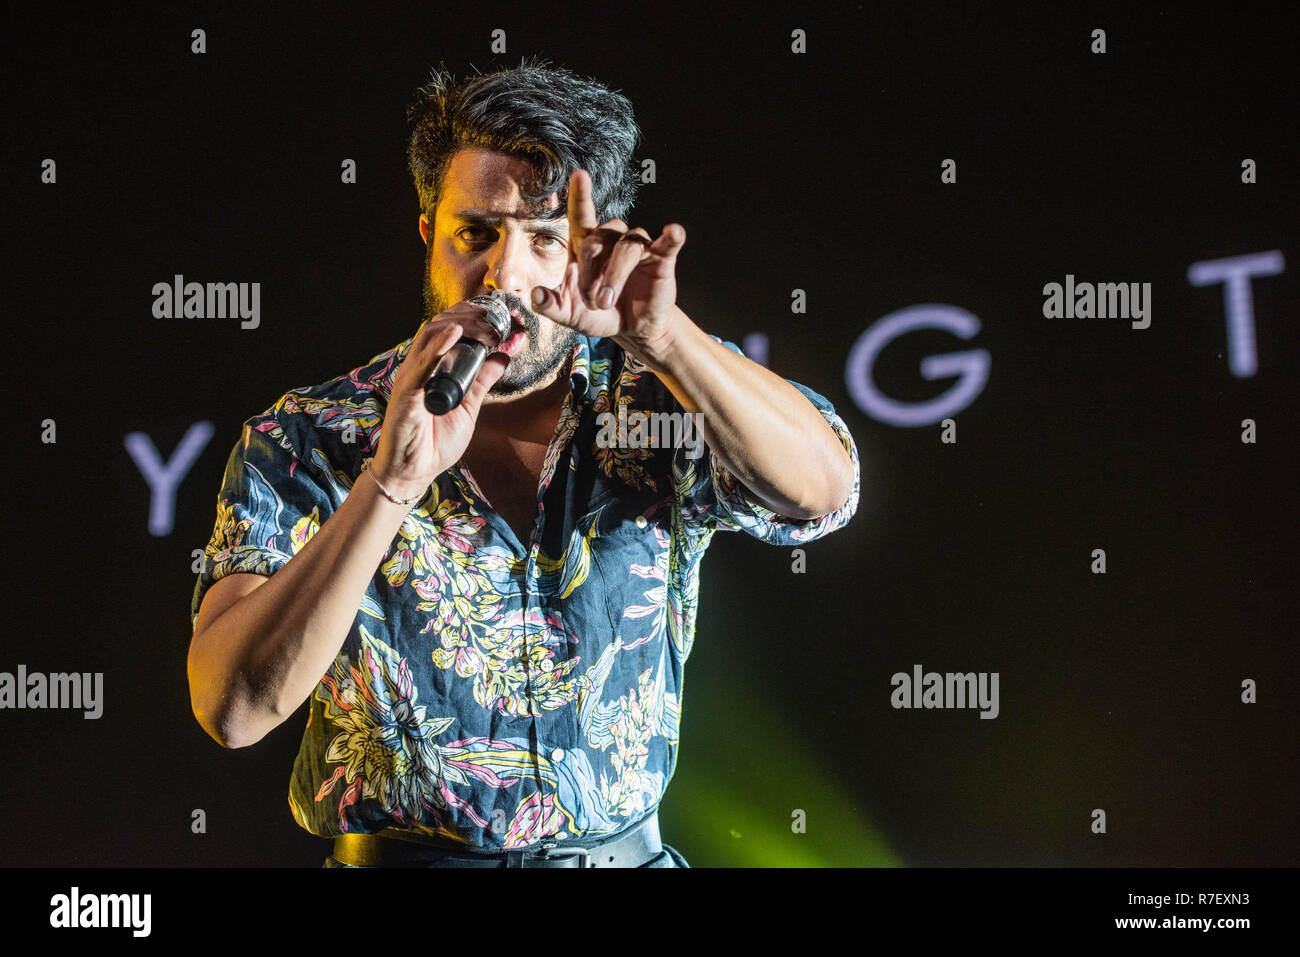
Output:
[422,269,578,397]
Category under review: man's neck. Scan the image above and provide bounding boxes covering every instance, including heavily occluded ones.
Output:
[472,363,570,439]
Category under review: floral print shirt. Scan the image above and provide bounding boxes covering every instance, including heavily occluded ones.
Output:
[191,330,860,850]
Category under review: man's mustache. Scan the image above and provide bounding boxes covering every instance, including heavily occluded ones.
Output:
[494,293,538,338]
[425,284,540,340]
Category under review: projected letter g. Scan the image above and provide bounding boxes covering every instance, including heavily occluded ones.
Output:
[845,305,989,427]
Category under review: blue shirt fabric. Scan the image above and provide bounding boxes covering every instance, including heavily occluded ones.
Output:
[191,328,860,850]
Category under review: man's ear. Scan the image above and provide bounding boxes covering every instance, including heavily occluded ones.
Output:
[419,213,430,245]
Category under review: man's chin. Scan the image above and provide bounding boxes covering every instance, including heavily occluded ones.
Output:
[487,335,576,397]
[487,375,530,397]
[488,357,550,396]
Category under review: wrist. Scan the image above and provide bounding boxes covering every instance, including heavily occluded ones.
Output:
[616,306,696,374]
[362,458,427,508]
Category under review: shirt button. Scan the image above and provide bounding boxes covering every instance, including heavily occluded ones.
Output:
[540,659,553,672]
[550,748,564,762]
[634,515,648,529]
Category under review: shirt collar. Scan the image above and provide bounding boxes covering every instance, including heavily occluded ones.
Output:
[373,330,591,405]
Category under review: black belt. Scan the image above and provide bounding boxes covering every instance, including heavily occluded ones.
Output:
[331,811,662,868]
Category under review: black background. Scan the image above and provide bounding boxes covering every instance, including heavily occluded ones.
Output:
[5,2,1297,867]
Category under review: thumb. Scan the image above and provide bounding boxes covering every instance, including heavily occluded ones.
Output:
[460,352,510,414]
[529,262,576,322]
[530,284,558,319]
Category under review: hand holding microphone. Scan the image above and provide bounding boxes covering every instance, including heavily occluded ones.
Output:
[367,296,517,506]
[424,292,513,415]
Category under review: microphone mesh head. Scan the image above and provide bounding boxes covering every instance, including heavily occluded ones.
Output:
[465,293,511,345]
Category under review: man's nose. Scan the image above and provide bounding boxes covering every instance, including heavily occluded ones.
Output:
[484,233,531,301]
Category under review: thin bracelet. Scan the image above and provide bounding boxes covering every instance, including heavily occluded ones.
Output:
[361,457,425,506]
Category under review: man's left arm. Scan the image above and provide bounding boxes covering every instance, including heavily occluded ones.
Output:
[628,306,856,521]
[526,168,855,521]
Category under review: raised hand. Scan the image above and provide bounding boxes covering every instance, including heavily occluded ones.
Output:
[528,169,686,358]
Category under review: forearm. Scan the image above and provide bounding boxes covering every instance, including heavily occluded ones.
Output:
[628,309,855,518]
[189,471,413,747]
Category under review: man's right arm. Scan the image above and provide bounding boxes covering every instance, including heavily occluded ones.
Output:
[186,470,414,749]
[189,303,513,749]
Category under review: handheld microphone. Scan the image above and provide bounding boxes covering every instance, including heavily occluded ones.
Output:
[423,293,513,415]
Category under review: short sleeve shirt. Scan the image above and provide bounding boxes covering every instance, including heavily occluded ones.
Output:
[191,331,860,849]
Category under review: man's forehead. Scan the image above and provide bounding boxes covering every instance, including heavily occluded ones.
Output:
[442,147,566,223]
[451,205,567,226]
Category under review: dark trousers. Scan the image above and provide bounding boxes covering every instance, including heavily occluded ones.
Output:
[322,843,690,868]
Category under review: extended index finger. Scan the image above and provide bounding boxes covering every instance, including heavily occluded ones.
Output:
[567,169,598,250]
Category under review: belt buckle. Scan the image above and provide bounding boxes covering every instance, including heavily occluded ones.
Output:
[531,841,591,868]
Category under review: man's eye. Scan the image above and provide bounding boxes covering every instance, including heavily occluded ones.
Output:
[456,228,563,250]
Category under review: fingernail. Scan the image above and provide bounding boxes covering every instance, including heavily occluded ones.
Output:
[532,288,545,307]
[597,286,614,309]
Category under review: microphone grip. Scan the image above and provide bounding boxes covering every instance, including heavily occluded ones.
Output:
[425,338,491,415]
[423,293,511,415]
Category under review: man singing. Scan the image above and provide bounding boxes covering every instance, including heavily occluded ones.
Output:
[187,56,860,868]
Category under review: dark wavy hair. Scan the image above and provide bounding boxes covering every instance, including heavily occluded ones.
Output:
[406,55,642,227]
